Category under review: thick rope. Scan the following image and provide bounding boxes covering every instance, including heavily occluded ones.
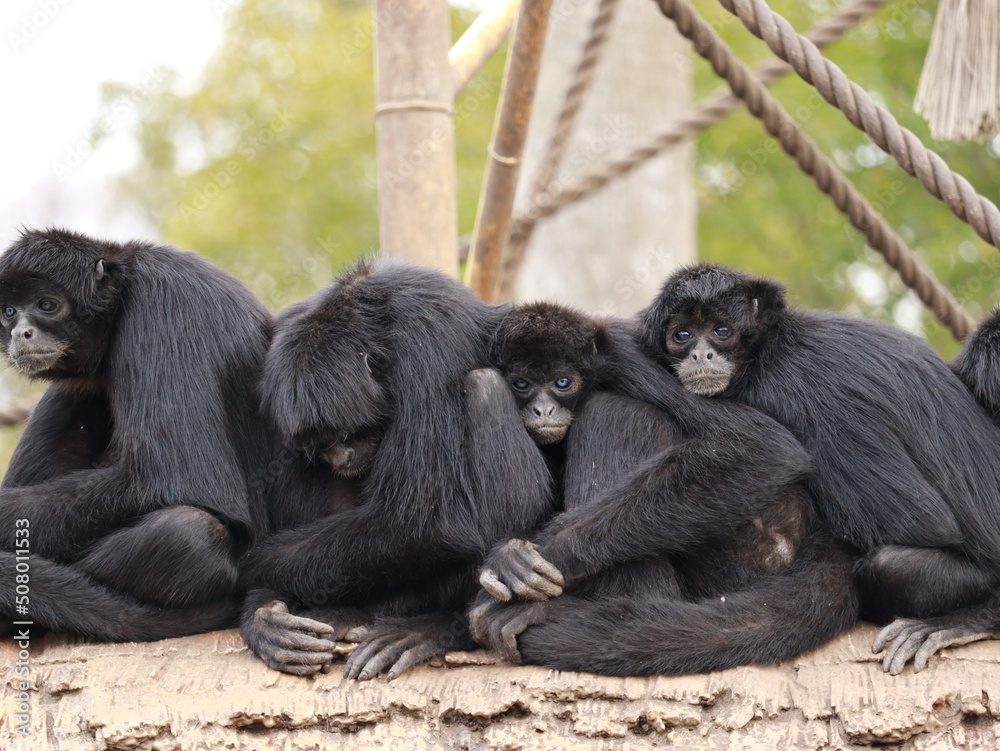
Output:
[498,0,622,301]
[652,0,973,340]
[499,0,886,296]
[715,0,1000,251]
[529,0,621,200]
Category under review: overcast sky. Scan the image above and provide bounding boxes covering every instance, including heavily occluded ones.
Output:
[0,0,228,246]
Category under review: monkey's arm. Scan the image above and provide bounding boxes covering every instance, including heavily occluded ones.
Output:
[481,427,809,601]
[0,466,138,559]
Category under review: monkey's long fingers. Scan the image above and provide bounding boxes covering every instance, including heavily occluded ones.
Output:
[387,641,442,681]
[480,569,513,601]
[345,636,405,680]
[872,619,913,654]
[270,661,328,677]
[263,645,336,675]
[265,626,339,653]
[498,619,525,663]
[468,600,499,645]
[259,608,337,638]
[507,571,563,601]
[519,546,565,587]
[885,627,930,675]
[913,627,993,673]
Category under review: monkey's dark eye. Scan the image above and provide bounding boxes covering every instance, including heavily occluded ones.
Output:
[672,330,692,343]
[38,299,58,313]
[512,379,530,391]
[713,325,732,338]
[555,377,571,389]
[2,306,14,319]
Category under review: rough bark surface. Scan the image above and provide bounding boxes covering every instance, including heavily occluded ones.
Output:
[1,624,997,750]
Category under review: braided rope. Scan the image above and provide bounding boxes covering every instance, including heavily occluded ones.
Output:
[499,0,886,296]
[528,0,621,202]
[498,0,622,301]
[650,0,973,340]
[716,0,1000,250]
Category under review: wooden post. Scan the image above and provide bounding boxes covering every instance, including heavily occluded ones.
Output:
[449,0,521,95]
[373,0,458,276]
[465,0,553,302]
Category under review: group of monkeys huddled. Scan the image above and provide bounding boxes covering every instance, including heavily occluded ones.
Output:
[2,228,1000,681]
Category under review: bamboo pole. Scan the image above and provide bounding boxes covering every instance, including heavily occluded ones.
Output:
[464,0,553,301]
[373,0,458,276]
[449,0,521,95]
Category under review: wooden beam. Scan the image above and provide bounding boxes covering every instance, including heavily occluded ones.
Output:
[449,0,521,96]
[464,0,553,301]
[373,0,458,276]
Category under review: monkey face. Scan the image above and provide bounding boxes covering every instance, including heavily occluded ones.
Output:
[0,282,81,378]
[319,427,382,479]
[507,368,583,445]
[663,316,740,396]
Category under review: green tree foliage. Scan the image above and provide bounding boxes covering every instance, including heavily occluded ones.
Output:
[100,0,503,313]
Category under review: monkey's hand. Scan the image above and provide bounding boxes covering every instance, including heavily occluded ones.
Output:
[242,600,346,676]
[873,615,997,675]
[479,538,565,602]
[302,606,374,643]
[468,591,553,663]
[344,613,474,682]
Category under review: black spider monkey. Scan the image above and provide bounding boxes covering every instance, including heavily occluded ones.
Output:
[0,228,272,640]
[471,302,858,676]
[641,263,1000,674]
[239,260,556,679]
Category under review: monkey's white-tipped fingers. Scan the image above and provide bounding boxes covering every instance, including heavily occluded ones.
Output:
[479,568,513,601]
[913,627,994,673]
[872,618,914,654]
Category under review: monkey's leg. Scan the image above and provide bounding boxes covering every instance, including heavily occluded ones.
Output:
[854,545,999,623]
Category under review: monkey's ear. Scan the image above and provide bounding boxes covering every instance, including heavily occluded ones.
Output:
[745,277,786,328]
[95,259,105,281]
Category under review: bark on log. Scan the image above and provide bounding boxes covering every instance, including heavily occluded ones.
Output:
[1,624,998,749]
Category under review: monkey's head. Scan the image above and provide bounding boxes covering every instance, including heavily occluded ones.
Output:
[319,426,383,479]
[0,229,125,380]
[641,264,786,396]
[492,303,607,445]
[265,261,391,461]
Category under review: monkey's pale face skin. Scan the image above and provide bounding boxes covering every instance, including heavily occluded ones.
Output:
[665,321,739,396]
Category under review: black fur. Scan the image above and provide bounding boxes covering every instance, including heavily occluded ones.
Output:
[642,263,1000,672]
[473,305,858,676]
[240,260,555,677]
[0,228,273,640]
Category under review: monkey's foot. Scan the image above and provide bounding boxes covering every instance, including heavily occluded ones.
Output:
[469,595,554,663]
[873,616,997,675]
[344,613,472,682]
